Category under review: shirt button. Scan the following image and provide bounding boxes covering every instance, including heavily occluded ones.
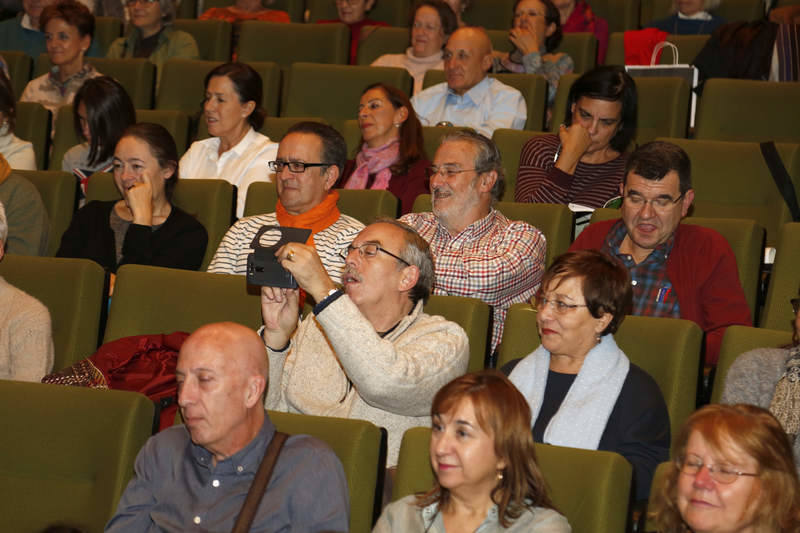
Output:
[237,466,243,473]
[193,516,202,524]
[631,280,638,286]
[212,479,220,487]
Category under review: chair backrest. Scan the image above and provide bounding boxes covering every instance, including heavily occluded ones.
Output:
[462,0,517,29]
[104,264,262,343]
[2,50,32,99]
[201,0,305,21]
[644,461,674,532]
[0,381,153,532]
[657,34,710,65]
[283,63,412,132]
[422,69,547,131]
[94,16,123,55]
[392,427,633,533]
[238,21,349,67]
[14,170,76,256]
[498,305,703,442]
[641,0,673,26]
[305,0,411,25]
[711,325,794,403]
[0,255,106,371]
[589,209,765,319]
[715,0,764,22]
[424,294,491,372]
[268,411,385,533]
[556,32,598,74]
[86,172,233,270]
[356,25,409,65]
[49,103,78,171]
[590,0,641,32]
[173,19,232,62]
[136,108,192,156]
[89,57,156,109]
[604,32,625,66]
[15,102,50,171]
[762,222,800,331]
[695,79,800,143]
[491,128,549,201]
[654,138,797,247]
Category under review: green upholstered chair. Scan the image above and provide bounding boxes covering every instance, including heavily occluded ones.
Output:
[238,21,349,68]
[694,79,800,143]
[104,264,262,343]
[94,16,123,55]
[156,59,281,118]
[491,128,550,201]
[716,0,764,22]
[761,223,800,331]
[657,34,710,64]
[462,0,517,29]
[177,0,196,18]
[644,461,674,531]
[199,0,305,21]
[392,427,633,533]
[14,102,50,171]
[411,195,573,268]
[243,181,399,224]
[86,173,234,270]
[260,116,326,142]
[137,109,192,156]
[356,25,409,65]
[0,381,154,532]
[590,209,765,320]
[282,63,412,132]
[173,19,232,62]
[604,32,625,66]
[422,69,548,131]
[0,256,106,371]
[421,125,472,165]
[591,0,641,32]
[710,325,794,403]
[2,50,32,98]
[305,0,411,25]
[49,104,78,171]
[425,294,491,372]
[498,306,703,443]
[14,170,77,256]
[654,138,796,247]
[641,0,673,26]
[268,411,385,533]
[556,32,598,74]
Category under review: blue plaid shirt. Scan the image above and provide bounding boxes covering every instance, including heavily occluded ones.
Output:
[601,220,681,318]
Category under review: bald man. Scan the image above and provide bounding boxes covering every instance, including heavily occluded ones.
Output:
[411,27,527,137]
[106,322,349,533]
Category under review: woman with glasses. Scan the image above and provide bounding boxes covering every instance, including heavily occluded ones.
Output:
[317,0,388,65]
[720,287,800,477]
[515,65,637,208]
[179,62,278,219]
[649,403,800,532]
[503,249,670,502]
[106,0,198,89]
[337,83,429,215]
[372,1,458,95]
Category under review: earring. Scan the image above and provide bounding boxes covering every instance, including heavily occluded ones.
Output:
[497,471,504,481]
[393,122,401,128]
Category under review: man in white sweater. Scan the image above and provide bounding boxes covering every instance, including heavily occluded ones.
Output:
[260,219,469,465]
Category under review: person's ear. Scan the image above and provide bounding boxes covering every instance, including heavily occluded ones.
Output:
[323,165,339,191]
[680,189,695,217]
[594,311,613,337]
[161,161,176,182]
[79,34,91,54]
[397,264,420,293]
[545,21,556,37]
[481,51,493,72]
[394,105,409,126]
[479,170,498,194]
[241,100,256,119]
[244,375,266,408]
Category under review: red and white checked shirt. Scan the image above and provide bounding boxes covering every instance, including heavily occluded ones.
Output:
[400,209,546,354]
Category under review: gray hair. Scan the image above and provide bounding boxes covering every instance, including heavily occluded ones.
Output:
[0,201,7,245]
[440,129,506,203]
[373,217,434,305]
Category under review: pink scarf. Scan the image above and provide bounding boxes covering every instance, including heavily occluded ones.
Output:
[345,139,399,190]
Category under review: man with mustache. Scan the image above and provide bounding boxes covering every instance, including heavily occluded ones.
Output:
[569,141,751,365]
[207,121,364,282]
[400,130,546,358]
[411,26,527,137]
[259,219,469,467]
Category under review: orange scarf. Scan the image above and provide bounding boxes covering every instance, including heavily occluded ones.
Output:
[275,190,341,248]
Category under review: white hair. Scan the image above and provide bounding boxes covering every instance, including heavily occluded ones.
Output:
[673,0,722,12]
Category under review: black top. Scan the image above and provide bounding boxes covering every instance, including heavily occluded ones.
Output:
[502,359,671,501]
[56,200,208,273]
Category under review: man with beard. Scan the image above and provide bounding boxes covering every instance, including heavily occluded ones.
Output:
[400,130,546,357]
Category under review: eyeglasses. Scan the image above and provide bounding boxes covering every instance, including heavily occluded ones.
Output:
[125,0,157,6]
[533,295,589,315]
[268,160,331,173]
[340,242,410,266]
[623,191,685,212]
[675,454,759,484]
[426,165,479,179]
[791,298,800,314]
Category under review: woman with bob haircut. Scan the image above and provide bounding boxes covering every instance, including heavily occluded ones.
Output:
[374,370,570,532]
[57,123,207,273]
[0,70,36,170]
[20,0,101,118]
[647,0,725,35]
[515,65,637,208]
[180,62,278,218]
[337,82,429,215]
[505,249,669,502]
[649,403,800,532]
[62,76,137,196]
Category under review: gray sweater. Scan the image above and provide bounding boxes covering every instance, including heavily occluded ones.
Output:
[721,346,800,474]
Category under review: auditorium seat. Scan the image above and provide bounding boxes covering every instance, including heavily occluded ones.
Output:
[2,50,32,98]
[657,34,709,65]
[199,0,305,21]
[761,222,800,331]
[304,0,411,26]
[15,102,50,170]
[425,295,491,372]
[94,16,123,55]
[173,19,232,62]
[491,128,550,200]
[485,30,597,74]
[461,0,516,29]
[356,26,408,66]
[393,427,633,533]
[237,21,349,68]
[15,170,76,255]
[591,0,641,32]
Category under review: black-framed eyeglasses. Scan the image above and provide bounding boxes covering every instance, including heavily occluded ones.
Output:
[340,242,411,266]
[623,191,685,211]
[426,165,480,179]
[532,295,589,315]
[791,298,800,315]
[268,160,331,173]
[675,454,759,484]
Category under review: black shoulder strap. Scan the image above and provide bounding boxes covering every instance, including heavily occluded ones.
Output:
[231,431,289,533]
[760,141,800,222]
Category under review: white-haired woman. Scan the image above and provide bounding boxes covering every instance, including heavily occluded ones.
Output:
[647,0,725,35]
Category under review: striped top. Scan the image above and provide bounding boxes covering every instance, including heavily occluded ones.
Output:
[515,134,627,208]
[206,212,364,282]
